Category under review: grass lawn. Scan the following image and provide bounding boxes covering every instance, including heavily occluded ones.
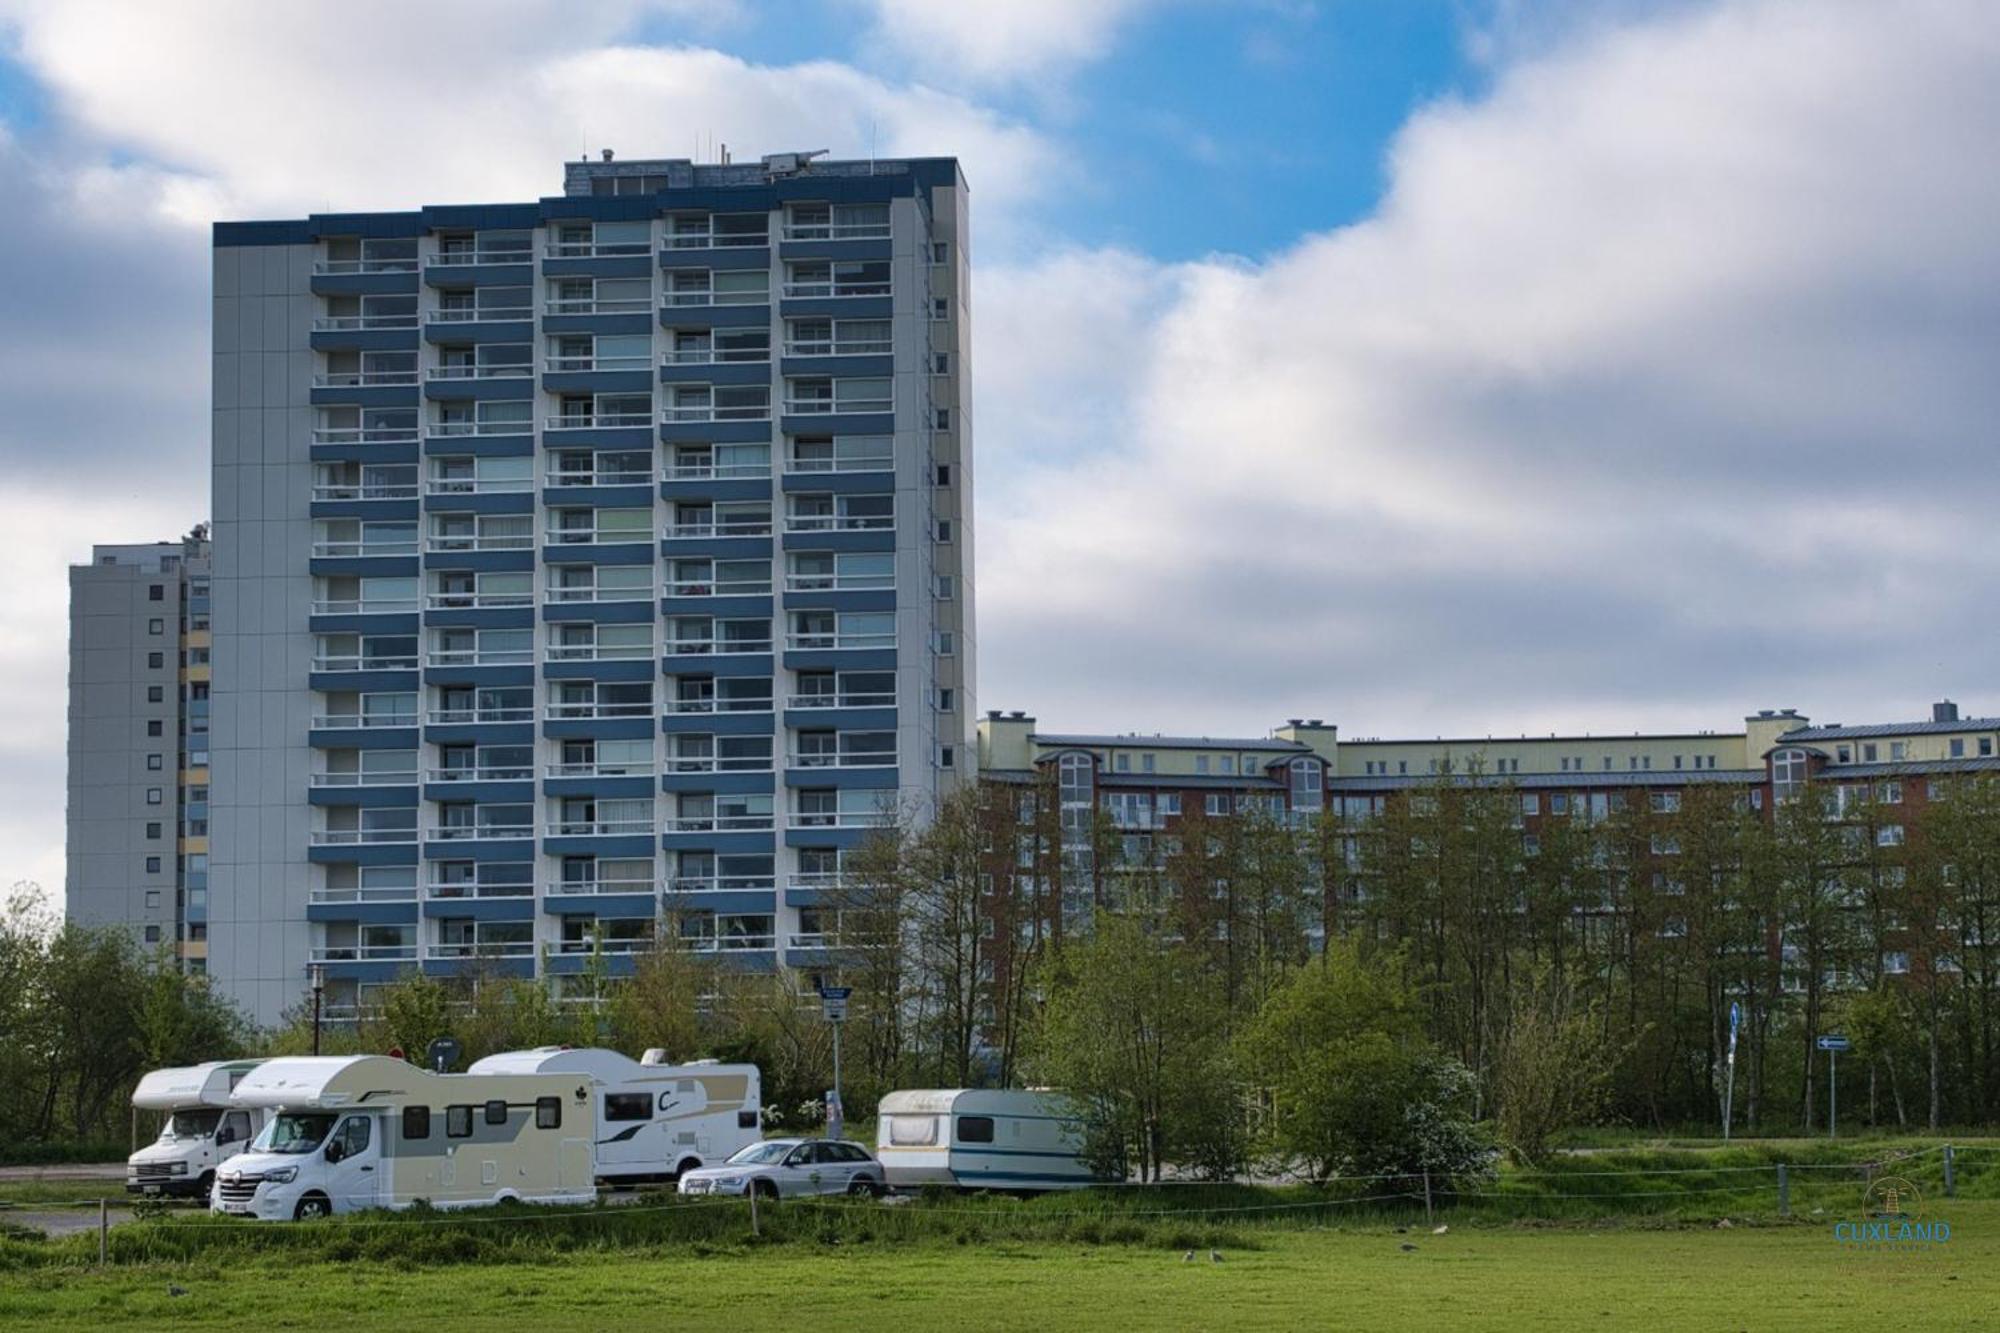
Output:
[0,1201,1988,1332]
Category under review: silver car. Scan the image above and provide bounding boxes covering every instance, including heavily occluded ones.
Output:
[677,1138,885,1199]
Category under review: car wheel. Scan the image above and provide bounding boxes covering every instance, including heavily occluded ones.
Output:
[293,1192,332,1221]
[752,1179,779,1201]
[846,1176,882,1198]
[196,1170,215,1199]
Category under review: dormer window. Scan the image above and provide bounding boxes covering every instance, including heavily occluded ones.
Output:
[1772,748,1809,803]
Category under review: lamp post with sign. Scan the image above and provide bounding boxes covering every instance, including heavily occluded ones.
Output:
[1723,1001,1740,1142]
[1818,1034,1850,1136]
[820,986,851,1141]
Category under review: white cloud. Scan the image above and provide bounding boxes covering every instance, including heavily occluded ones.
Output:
[973,0,2000,739]
[860,0,1164,83]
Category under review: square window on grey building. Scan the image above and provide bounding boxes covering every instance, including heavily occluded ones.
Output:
[146,822,162,839]
[147,686,163,702]
[931,241,949,263]
[145,856,161,873]
[144,926,161,943]
[935,520,953,543]
[148,584,164,601]
[147,651,163,669]
[145,788,163,805]
[145,891,161,909]
[934,352,950,373]
[146,754,163,771]
[147,720,163,737]
[934,408,950,430]
[932,297,948,320]
[935,464,951,486]
[148,618,164,635]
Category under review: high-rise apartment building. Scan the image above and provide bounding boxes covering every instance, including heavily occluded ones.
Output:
[209,152,974,1025]
[65,534,214,964]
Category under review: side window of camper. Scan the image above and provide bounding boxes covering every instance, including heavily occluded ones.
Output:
[737,1111,758,1129]
[535,1096,562,1130]
[887,1115,938,1146]
[402,1106,431,1141]
[604,1093,651,1122]
[957,1116,995,1144]
[485,1100,508,1126]
[446,1105,473,1138]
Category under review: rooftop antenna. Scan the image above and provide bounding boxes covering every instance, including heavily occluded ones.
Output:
[869,118,878,175]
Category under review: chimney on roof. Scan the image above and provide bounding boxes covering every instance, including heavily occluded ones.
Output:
[1009,711,1027,719]
[600,148,614,162]
[1287,718,1304,727]
[986,709,1002,720]
[1308,719,1324,727]
[1935,699,1960,723]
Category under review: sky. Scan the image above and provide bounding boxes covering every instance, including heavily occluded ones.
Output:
[0,0,1996,905]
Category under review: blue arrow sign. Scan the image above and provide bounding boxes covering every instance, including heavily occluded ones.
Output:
[1729,1001,1741,1033]
[1817,1034,1851,1052]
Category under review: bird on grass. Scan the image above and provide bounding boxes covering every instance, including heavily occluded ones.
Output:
[167,1285,188,1298]
[1183,1250,1196,1263]
[1210,1250,1223,1264]
[1432,1224,1448,1235]
[1400,1243,1418,1253]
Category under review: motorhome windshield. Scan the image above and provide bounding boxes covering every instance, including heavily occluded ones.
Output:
[164,1108,224,1139]
[727,1141,795,1165]
[257,1112,338,1154]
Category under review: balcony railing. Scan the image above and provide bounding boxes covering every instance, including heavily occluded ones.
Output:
[788,872,848,890]
[545,642,654,662]
[785,692,897,710]
[545,355,652,373]
[308,769,418,787]
[784,574,894,593]
[783,337,893,357]
[312,482,420,501]
[782,221,891,241]
[311,598,419,615]
[661,517,775,540]
[544,761,655,779]
[789,811,894,830]
[545,412,654,431]
[425,306,532,324]
[311,540,419,558]
[425,881,532,900]
[546,469,652,488]
[661,402,773,423]
[785,452,894,474]
[682,933,778,953]
[556,936,654,955]
[546,584,654,603]
[425,942,535,960]
[544,819,655,837]
[308,885,419,904]
[426,362,534,381]
[670,875,777,893]
[664,753,775,773]
[313,314,418,331]
[426,648,533,667]
[545,240,653,259]
[544,877,657,896]
[314,370,419,388]
[543,702,656,721]
[785,631,895,651]
[425,591,533,610]
[424,765,534,783]
[661,695,774,715]
[664,577,773,598]
[782,395,894,416]
[423,533,534,553]
[425,476,534,495]
[313,258,418,275]
[310,653,419,672]
[662,346,771,366]
[544,297,652,317]
[310,944,417,963]
[425,825,534,842]
[309,828,419,846]
[662,814,777,833]
[664,230,769,250]
[312,426,420,445]
[427,707,533,725]
[663,637,774,657]
[661,461,773,481]
[429,249,532,267]
[544,528,652,546]
[783,513,894,533]
[789,751,897,769]
[312,713,419,730]
[781,280,891,299]
[425,420,532,439]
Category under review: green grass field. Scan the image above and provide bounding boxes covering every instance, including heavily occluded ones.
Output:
[2,1139,1991,1330]
[0,1205,1987,1331]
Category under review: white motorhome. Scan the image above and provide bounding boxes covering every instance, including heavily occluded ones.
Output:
[127,1060,270,1197]
[213,1055,596,1220]
[467,1047,761,1184]
[875,1089,1105,1192]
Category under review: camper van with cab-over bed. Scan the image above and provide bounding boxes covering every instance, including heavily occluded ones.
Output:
[127,1060,269,1198]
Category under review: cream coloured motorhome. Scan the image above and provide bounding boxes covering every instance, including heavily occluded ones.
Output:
[213,1055,596,1220]
[467,1047,760,1183]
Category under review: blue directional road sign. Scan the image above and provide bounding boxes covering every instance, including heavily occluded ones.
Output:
[1817,1034,1851,1052]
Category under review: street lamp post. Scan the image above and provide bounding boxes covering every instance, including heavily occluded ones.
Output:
[309,963,325,1056]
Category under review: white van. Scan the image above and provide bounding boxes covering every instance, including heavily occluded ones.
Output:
[467,1046,761,1184]
[127,1060,269,1198]
[213,1055,596,1220]
[875,1089,1104,1191]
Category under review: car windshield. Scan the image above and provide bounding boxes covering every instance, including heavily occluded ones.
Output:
[257,1112,337,1155]
[165,1108,222,1139]
[727,1141,797,1166]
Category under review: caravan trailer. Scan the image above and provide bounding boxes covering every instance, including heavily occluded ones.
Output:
[468,1047,761,1183]
[875,1089,1106,1192]
[213,1055,596,1220]
[127,1060,269,1197]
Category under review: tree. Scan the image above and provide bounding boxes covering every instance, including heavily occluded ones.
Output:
[1028,914,1238,1180]
[1238,940,1492,1182]
[1492,973,1617,1165]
